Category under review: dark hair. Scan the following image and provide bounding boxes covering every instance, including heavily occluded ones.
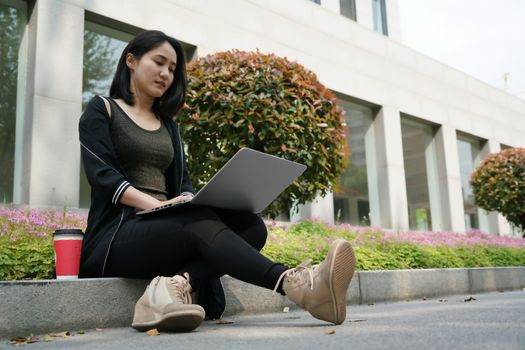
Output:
[109,30,187,121]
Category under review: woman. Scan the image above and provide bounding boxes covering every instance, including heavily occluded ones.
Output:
[79,30,356,333]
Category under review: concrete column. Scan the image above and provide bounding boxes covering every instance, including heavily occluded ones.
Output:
[27,0,84,206]
[12,4,30,204]
[373,106,409,231]
[292,192,335,224]
[355,0,374,30]
[320,0,340,14]
[479,139,513,236]
[434,125,466,232]
[497,214,514,236]
[311,192,335,223]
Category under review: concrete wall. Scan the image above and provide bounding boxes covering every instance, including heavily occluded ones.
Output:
[11,0,525,234]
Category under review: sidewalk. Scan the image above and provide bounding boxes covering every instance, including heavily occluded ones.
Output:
[1,266,524,339]
[3,290,525,349]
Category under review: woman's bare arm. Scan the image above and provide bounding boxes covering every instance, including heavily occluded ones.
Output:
[119,186,192,210]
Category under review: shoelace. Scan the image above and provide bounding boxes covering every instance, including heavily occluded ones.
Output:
[272,259,317,295]
[168,272,192,304]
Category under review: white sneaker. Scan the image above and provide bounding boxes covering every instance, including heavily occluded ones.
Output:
[274,239,356,325]
[132,273,205,332]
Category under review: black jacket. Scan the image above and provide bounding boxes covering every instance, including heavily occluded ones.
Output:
[78,96,194,277]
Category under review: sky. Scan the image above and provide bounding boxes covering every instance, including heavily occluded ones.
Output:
[398,0,525,96]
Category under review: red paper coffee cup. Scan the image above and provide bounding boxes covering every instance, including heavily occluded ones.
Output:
[53,229,84,280]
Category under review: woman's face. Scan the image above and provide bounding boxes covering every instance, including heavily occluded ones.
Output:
[127,41,177,100]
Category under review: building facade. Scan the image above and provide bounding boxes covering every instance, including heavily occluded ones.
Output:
[1,0,524,235]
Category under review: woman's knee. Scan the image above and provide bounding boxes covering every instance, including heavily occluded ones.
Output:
[243,215,268,251]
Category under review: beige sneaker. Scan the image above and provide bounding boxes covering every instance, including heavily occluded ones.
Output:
[132,273,205,332]
[274,239,356,325]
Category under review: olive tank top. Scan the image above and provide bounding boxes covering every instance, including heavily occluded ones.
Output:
[108,98,174,201]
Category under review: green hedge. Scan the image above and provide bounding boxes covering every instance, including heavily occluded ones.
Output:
[0,237,54,280]
[261,228,525,271]
[1,220,524,281]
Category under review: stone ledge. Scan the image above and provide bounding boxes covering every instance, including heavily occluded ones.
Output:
[1,267,524,338]
[357,268,471,303]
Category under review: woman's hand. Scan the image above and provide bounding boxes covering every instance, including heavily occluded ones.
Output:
[120,186,194,210]
[119,187,190,210]
[162,194,193,206]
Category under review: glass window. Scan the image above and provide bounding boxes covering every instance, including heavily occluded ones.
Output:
[0,0,26,203]
[457,135,486,231]
[372,0,388,36]
[340,0,356,21]
[401,118,441,231]
[79,22,134,207]
[333,101,377,226]
[82,22,133,108]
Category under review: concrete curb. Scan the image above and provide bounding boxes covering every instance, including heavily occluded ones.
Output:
[1,267,524,338]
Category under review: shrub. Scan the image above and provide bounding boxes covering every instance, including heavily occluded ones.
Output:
[0,208,86,280]
[0,239,54,280]
[2,209,525,280]
[178,50,346,218]
[470,147,525,235]
[421,246,461,268]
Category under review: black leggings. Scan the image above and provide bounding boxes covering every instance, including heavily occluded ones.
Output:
[106,206,288,293]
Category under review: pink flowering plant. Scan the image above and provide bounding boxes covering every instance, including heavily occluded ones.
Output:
[0,207,86,280]
[1,208,524,280]
[261,221,525,270]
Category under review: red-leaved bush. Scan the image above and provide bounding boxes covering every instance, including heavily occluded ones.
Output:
[470,147,525,236]
[177,50,346,218]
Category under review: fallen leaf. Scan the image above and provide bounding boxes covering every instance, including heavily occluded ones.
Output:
[348,319,367,323]
[282,307,290,313]
[215,319,234,325]
[146,329,160,336]
[49,331,70,338]
[28,336,38,344]
[325,330,336,335]
[367,303,374,306]
[10,335,38,347]
[10,341,27,347]
[439,299,448,303]
[464,296,477,302]
[43,335,53,342]
[77,330,85,335]
[10,337,27,347]
[10,337,28,343]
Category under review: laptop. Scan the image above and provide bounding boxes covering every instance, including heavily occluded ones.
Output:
[136,147,307,215]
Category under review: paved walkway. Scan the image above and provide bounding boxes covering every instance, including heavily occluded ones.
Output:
[3,291,524,350]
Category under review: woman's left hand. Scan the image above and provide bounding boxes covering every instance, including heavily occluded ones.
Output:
[163,194,193,206]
